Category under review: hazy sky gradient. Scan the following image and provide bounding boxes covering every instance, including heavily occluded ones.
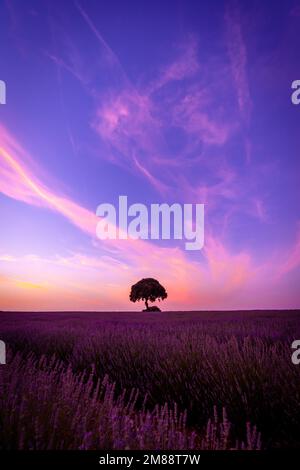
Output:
[0,0,300,310]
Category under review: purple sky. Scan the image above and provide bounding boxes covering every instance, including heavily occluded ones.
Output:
[0,0,300,311]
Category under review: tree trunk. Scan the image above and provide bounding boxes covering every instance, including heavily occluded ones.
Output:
[145,299,149,310]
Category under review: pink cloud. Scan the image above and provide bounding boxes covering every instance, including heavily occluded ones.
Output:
[0,127,98,236]
[93,88,171,193]
[1,125,299,310]
[0,125,198,278]
[94,90,158,155]
[172,90,232,146]
[204,235,255,289]
[90,34,234,193]
[149,36,200,92]
[276,227,300,278]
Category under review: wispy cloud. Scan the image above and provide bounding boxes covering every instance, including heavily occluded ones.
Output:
[44,12,239,201]
[75,0,130,81]
[0,126,98,236]
[276,226,300,278]
[149,36,200,91]
[1,125,274,309]
[1,1,299,310]
[91,34,236,197]
[225,2,252,126]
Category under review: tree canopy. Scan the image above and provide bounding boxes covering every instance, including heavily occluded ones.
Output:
[129,278,167,311]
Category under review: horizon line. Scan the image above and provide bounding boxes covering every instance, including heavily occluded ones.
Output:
[1,308,300,313]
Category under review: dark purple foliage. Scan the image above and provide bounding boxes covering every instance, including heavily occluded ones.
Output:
[1,310,300,449]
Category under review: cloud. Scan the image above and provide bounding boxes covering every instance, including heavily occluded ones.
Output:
[276,227,300,278]
[44,16,239,200]
[251,198,268,222]
[225,2,252,126]
[0,126,98,236]
[172,90,233,146]
[2,3,299,310]
[91,35,235,196]
[149,36,200,91]
[0,124,202,276]
[0,125,270,309]
[75,0,129,80]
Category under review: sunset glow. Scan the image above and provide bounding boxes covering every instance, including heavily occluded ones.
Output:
[0,0,299,310]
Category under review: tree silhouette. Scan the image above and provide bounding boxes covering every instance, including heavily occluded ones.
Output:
[129,278,167,311]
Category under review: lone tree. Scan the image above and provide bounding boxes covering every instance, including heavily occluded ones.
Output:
[129,278,167,311]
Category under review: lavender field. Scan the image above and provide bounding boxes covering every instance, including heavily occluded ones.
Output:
[0,310,300,450]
